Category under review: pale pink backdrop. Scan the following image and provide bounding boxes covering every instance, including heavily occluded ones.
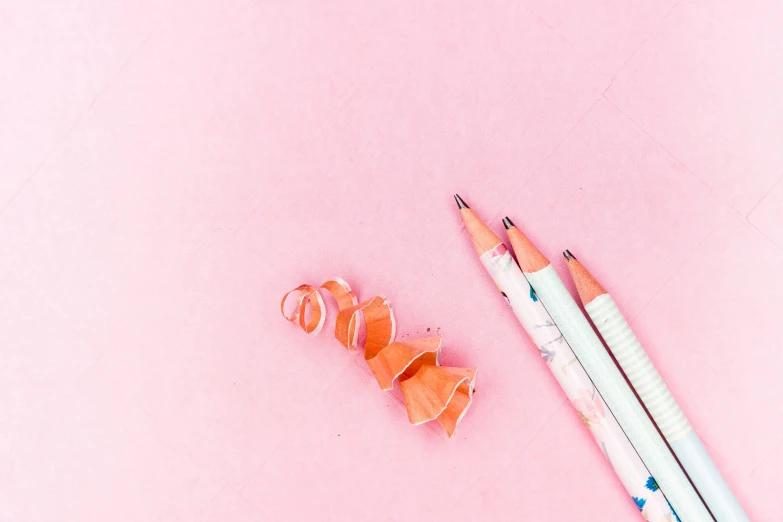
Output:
[2,0,782,520]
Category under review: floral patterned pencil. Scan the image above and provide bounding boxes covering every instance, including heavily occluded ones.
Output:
[565,251,749,522]
[456,195,676,521]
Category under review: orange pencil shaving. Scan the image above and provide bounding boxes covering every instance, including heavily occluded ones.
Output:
[281,277,477,437]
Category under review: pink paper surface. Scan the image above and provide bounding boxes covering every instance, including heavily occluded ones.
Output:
[1,0,782,520]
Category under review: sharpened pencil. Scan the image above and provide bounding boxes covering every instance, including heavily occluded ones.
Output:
[505,218,713,522]
[455,196,676,521]
[565,253,749,522]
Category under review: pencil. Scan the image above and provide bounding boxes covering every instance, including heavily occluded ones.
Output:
[456,195,675,521]
[504,218,714,522]
[565,251,750,522]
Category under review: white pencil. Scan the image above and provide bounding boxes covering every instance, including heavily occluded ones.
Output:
[505,219,713,522]
[565,251,749,522]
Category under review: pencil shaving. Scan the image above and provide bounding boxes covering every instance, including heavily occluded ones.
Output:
[281,277,477,438]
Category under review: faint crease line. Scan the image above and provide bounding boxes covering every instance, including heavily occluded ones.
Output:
[248,0,433,201]
[505,96,602,207]
[200,482,233,514]
[86,3,177,110]
[286,87,360,174]
[610,0,685,81]
[602,79,614,97]
[485,210,505,229]
[0,4,177,219]
[531,95,601,169]
[626,221,723,325]
[492,399,567,484]
[521,4,610,78]
[237,361,355,491]
[322,359,366,394]
[0,177,35,217]
[235,487,263,512]
[749,435,783,477]
[249,82,362,221]
[5,269,88,332]
[184,22,364,236]
[602,95,745,219]
[438,95,603,254]
[746,173,783,221]
[746,219,783,256]
[229,205,259,239]
[478,398,567,493]
[172,0,436,265]
[445,398,568,513]
[238,421,302,491]
[603,95,783,292]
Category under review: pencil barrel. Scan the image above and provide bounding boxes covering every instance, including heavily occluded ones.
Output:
[527,265,713,522]
[586,294,750,522]
[587,294,691,441]
[480,247,674,520]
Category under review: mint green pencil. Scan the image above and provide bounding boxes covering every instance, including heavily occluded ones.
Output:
[565,251,749,522]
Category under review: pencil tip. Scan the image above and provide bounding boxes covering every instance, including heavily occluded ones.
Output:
[454,194,469,209]
[563,249,576,261]
[502,217,514,229]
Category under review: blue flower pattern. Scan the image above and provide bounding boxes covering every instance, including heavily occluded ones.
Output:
[539,346,555,362]
[645,476,659,492]
[632,496,647,511]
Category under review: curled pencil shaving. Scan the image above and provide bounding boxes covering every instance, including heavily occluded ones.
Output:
[281,277,477,437]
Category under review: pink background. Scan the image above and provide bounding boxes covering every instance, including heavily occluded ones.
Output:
[2,0,783,520]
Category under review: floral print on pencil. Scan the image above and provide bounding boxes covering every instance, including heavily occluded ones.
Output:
[488,245,513,272]
[529,286,538,302]
[481,248,675,521]
[573,388,606,430]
